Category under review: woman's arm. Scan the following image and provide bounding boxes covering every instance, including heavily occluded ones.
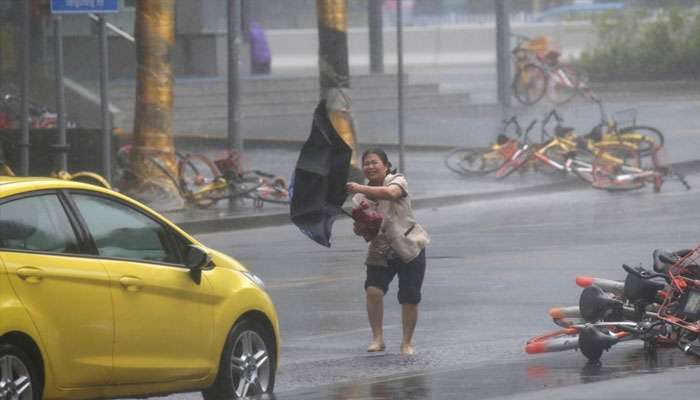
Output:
[346,182,403,200]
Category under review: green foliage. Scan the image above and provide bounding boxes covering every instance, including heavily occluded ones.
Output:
[575,7,700,81]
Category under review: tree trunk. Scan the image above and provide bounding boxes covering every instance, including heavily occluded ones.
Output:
[127,0,183,210]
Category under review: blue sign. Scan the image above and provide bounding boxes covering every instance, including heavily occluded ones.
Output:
[51,0,119,14]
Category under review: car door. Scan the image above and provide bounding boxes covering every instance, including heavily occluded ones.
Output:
[0,192,114,387]
[68,192,215,384]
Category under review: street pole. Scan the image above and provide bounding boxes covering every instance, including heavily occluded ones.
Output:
[18,0,30,175]
[397,0,405,172]
[368,0,383,74]
[97,15,112,183]
[316,0,360,177]
[53,15,68,172]
[227,0,242,152]
[495,0,512,111]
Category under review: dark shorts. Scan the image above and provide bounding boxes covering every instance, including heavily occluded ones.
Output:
[365,249,426,304]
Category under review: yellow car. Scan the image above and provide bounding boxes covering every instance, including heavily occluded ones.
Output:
[0,176,279,400]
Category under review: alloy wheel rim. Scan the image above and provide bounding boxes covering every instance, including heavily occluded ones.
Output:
[0,355,33,400]
[231,330,270,398]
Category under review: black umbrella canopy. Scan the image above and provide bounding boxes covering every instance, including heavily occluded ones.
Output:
[290,100,353,247]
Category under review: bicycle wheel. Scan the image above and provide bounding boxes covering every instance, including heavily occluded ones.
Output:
[546,65,580,104]
[230,176,264,199]
[592,144,644,190]
[571,160,595,183]
[513,64,547,106]
[495,147,533,179]
[444,147,504,176]
[616,126,664,157]
[178,154,221,193]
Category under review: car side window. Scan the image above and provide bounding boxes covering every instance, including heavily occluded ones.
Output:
[0,194,81,254]
[71,194,182,265]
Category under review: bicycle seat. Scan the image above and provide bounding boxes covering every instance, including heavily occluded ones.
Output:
[579,285,623,323]
[555,126,574,137]
[623,264,666,304]
[585,125,603,142]
[496,133,510,145]
[578,325,620,361]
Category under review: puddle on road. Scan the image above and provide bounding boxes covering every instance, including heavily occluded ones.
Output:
[272,344,700,400]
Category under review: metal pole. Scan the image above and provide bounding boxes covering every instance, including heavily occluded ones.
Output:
[495,0,512,110]
[54,16,68,171]
[98,15,112,182]
[19,1,30,175]
[227,0,242,152]
[397,0,405,172]
[368,0,383,74]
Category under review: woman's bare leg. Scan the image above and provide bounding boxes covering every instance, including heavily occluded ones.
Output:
[400,304,418,355]
[366,286,386,351]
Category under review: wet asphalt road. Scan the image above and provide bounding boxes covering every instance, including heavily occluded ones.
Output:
[157,171,700,400]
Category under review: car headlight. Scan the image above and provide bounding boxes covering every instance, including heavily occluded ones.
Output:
[242,271,266,290]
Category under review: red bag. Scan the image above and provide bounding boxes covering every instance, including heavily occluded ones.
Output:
[352,200,382,241]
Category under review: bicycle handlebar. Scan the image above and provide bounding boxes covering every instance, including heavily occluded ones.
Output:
[522,119,538,143]
[540,109,563,140]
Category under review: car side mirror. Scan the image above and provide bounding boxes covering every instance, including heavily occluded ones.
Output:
[186,245,211,284]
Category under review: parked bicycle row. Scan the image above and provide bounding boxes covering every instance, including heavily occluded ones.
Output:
[525,245,700,362]
[0,142,290,209]
[445,91,690,193]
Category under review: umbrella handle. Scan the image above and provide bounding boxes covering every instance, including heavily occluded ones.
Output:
[341,208,355,219]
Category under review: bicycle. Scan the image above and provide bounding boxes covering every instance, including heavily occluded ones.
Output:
[116,146,289,209]
[590,144,691,192]
[583,90,664,158]
[0,84,77,129]
[444,116,532,176]
[526,246,700,361]
[513,109,664,184]
[511,34,583,106]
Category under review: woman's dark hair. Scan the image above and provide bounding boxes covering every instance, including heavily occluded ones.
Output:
[361,148,397,174]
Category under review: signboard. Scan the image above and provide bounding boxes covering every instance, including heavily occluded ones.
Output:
[51,0,119,14]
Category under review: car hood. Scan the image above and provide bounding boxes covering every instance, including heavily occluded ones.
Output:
[209,249,249,272]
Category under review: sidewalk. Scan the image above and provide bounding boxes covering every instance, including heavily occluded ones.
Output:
[159,77,700,235]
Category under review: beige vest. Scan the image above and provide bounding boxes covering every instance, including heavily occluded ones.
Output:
[354,174,430,265]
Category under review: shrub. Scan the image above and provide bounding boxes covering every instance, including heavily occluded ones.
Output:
[575,7,700,81]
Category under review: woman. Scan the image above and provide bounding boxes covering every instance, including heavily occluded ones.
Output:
[346,148,430,355]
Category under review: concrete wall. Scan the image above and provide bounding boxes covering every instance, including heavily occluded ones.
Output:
[267,20,596,69]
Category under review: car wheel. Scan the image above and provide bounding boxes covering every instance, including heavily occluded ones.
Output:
[0,344,39,400]
[203,318,276,400]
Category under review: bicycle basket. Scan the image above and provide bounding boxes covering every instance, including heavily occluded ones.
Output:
[612,109,637,130]
[657,244,700,333]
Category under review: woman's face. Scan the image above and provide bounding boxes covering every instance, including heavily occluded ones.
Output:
[362,153,388,183]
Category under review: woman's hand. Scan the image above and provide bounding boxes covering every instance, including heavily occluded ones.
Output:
[346,182,364,194]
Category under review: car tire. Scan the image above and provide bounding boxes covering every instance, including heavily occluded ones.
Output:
[202,318,276,400]
[0,343,40,400]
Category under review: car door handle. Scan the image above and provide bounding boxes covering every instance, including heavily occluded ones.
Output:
[16,267,44,284]
[119,276,143,292]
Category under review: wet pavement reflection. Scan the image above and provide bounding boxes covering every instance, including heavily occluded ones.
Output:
[270,345,700,400]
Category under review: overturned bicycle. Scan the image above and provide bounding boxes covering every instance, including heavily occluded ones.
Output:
[525,245,700,361]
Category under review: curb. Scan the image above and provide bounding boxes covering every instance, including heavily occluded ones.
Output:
[179,158,700,235]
